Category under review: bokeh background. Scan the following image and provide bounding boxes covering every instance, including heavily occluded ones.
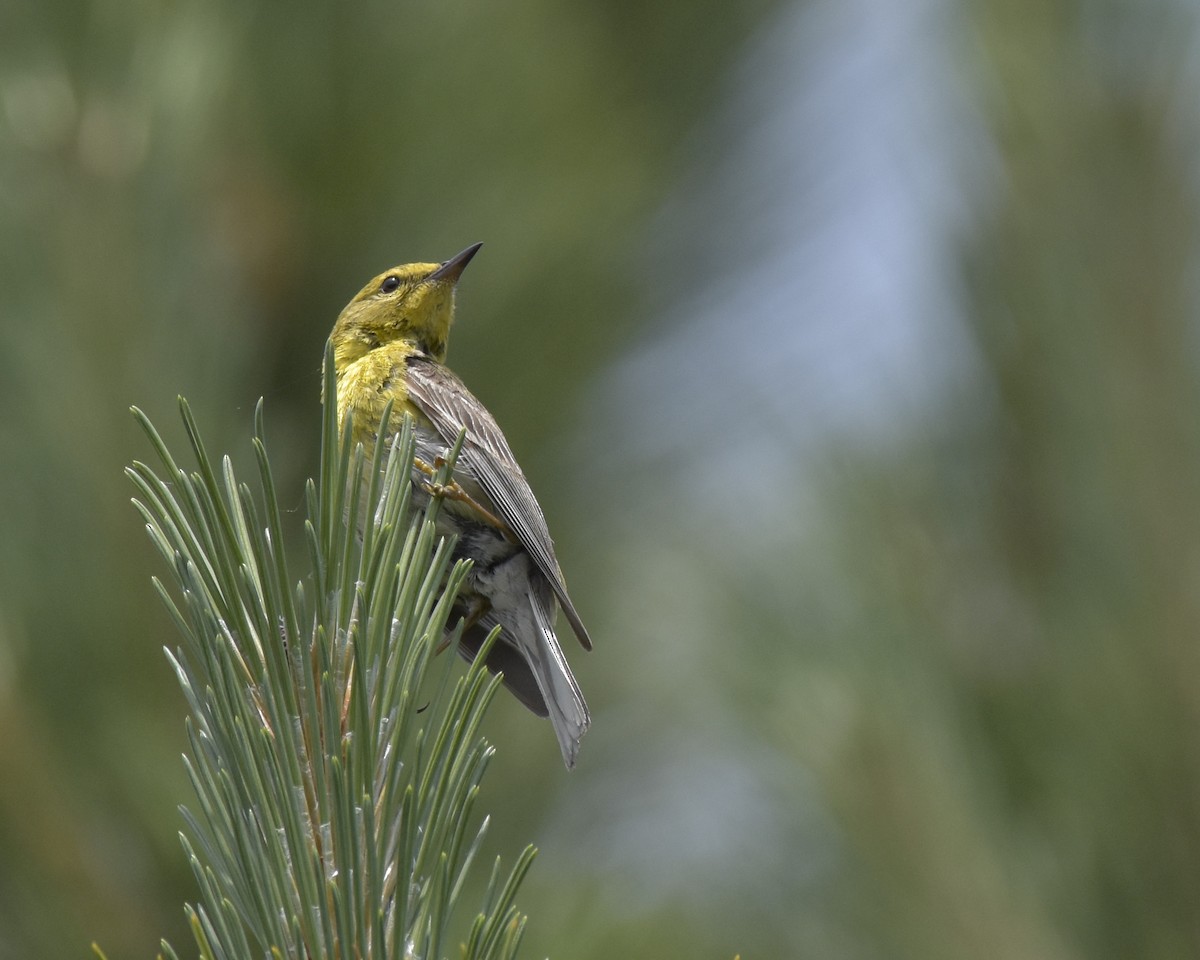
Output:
[4,0,1200,957]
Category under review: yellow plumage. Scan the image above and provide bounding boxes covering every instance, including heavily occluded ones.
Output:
[334,340,423,447]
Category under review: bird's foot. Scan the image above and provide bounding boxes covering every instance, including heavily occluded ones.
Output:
[413,456,511,533]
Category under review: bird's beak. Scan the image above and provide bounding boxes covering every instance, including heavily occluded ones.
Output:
[429,242,483,283]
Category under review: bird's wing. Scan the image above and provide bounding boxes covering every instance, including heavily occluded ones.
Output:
[404,355,592,650]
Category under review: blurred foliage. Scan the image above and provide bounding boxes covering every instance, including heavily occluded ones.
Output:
[4,0,1200,958]
[555,2,1200,959]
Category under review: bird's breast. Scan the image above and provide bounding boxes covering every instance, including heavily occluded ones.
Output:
[336,349,425,446]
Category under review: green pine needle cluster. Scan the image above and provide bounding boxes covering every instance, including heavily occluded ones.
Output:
[125,345,534,960]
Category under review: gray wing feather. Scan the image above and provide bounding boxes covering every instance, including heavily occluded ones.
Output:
[405,357,592,650]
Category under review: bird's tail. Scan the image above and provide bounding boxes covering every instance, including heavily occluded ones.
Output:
[455,580,591,767]
[526,589,591,768]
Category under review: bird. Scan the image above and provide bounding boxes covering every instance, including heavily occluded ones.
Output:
[328,243,591,768]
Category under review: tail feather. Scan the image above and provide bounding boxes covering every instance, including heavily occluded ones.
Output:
[526,589,590,768]
[457,619,548,716]
[454,599,590,767]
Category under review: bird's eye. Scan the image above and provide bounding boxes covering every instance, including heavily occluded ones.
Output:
[380,276,401,294]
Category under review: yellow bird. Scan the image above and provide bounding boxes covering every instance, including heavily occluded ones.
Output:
[329,244,591,768]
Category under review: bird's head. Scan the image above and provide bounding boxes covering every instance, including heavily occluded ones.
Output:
[330,243,482,369]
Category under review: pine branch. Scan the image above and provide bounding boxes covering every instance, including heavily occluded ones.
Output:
[126,344,534,960]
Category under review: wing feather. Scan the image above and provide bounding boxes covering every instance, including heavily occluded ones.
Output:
[404,356,592,650]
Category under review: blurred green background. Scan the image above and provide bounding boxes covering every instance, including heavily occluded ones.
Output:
[4,0,1200,957]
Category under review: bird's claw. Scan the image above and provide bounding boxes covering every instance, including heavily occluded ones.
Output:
[413,456,512,534]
